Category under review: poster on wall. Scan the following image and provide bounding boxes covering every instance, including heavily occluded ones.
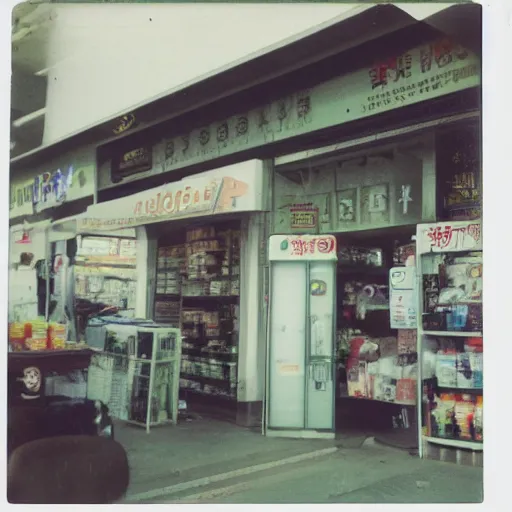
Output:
[337,189,356,223]
[389,266,417,329]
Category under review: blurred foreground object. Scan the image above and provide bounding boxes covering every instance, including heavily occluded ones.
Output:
[7,435,129,504]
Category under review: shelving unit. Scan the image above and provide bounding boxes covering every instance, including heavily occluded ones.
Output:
[423,437,483,451]
[155,224,241,403]
[416,220,483,458]
[87,325,182,433]
[424,331,482,338]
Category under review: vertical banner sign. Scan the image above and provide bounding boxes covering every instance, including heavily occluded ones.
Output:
[389,266,417,329]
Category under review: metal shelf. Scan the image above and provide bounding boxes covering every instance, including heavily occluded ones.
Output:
[338,394,415,407]
[423,331,482,337]
[437,386,482,394]
[180,373,235,389]
[424,436,483,451]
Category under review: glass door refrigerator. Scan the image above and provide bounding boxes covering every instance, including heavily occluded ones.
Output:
[264,235,337,438]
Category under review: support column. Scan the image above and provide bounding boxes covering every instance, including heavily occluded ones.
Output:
[237,213,266,427]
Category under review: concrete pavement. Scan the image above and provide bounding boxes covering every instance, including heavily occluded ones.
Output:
[148,442,483,504]
[115,417,482,504]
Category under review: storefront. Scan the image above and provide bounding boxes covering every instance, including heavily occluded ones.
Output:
[265,35,482,458]
[80,159,270,425]
[8,147,97,345]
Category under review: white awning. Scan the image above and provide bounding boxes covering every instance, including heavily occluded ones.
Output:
[79,159,267,232]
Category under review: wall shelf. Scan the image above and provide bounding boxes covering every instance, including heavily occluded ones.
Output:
[424,436,483,451]
[423,331,482,337]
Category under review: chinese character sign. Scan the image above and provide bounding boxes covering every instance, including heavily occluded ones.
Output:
[416,221,482,254]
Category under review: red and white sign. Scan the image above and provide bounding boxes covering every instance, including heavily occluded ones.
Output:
[79,160,265,231]
[269,235,337,261]
[416,220,482,255]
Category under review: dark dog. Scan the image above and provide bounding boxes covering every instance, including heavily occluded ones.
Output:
[8,398,114,459]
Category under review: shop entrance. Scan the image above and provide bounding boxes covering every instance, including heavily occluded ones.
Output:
[334,225,418,449]
[150,218,243,422]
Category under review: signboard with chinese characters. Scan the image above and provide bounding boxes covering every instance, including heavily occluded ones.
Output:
[416,220,482,255]
[268,235,337,261]
[9,179,34,219]
[436,125,481,222]
[98,38,480,190]
[10,164,95,218]
[79,160,265,231]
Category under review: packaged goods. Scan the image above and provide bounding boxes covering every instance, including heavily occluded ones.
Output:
[436,353,458,387]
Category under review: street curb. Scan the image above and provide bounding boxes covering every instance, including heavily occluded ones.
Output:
[123,446,339,502]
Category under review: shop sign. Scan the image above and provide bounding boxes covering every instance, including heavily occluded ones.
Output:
[9,179,34,219]
[268,234,337,261]
[31,164,95,214]
[97,38,480,191]
[111,146,152,184]
[416,220,481,255]
[80,160,264,231]
[290,203,318,229]
[112,113,137,135]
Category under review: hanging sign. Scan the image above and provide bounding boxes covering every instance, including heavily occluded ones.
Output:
[111,146,153,184]
[416,220,481,255]
[389,266,417,329]
[290,203,318,229]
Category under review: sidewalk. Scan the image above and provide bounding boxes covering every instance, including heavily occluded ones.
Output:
[115,415,342,498]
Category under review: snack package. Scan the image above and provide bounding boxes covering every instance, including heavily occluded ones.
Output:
[474,396,483,441]
[396,378,416,404]
[456,353,474,388]
[470,352,483,388]
[397,329,417,355]
[455,394,476,440]
[373,375,397,402]
[436,353,457,387]
[430,393,457,438]
[347,359,367,398]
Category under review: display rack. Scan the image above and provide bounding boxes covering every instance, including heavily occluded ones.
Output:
[87,324,182,433]
[416,220,483,458]
[155,226,241,402]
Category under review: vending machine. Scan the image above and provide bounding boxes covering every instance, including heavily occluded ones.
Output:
[264,235,337,438]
